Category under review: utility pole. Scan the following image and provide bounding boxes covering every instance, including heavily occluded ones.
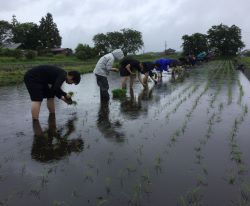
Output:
[164,41,167,54]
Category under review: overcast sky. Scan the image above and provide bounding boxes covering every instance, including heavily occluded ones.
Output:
[0,0,249,52]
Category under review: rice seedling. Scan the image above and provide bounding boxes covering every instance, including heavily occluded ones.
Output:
[194,146,201,152]
[112,88,126,99]
[197,175,208,186]
[202,166,208,175]
[154,155,162,173]
[219,103,224,111]
[53,201,66,206]
[131,182,143,206]
[238,164,247,175]
[84,171,94,183]
[126,165,136,173]
[178,187,202,206]
[240,183,250,203]
[105,177,112,195]
[96,198,108,206]
[30,186,41,198]
[71,188,79,198]
[67,91,77,106]
[228,173,236,185]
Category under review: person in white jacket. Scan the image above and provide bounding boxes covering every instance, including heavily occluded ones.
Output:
[93,49,124,102]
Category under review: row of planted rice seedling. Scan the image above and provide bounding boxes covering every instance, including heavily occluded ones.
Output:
[153,83,193,118]
[171,60,232,205]
[179,60,248,206]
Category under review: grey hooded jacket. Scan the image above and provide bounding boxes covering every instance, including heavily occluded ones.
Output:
[93,49,124,77]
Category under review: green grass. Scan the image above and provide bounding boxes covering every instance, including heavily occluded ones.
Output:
[0,53,180,86]
[0,69,26,86]
[241,57,250,68]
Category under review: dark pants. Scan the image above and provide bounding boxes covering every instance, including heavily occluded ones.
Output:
[95,74,110,102]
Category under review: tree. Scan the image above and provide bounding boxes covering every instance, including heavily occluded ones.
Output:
[12,22,40,49]
[75,43,97,60]
[182,33,208,56]
[121,28,144,55]
[207,24,245,56]
[38,13,62,49]
[93,28,144,56]
[0,20,13,46]
[107,31,124,51]
[93,33,110,55]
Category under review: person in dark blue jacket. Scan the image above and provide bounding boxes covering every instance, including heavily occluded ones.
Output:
[154,58,175,78]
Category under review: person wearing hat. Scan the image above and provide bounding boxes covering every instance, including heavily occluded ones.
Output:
[24,65,81,120]
[93,49,124,102]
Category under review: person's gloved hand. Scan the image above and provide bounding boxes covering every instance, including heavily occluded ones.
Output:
[154,80,158,85]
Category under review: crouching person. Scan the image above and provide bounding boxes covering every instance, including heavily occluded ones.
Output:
[24,65,81,120]
[93,49,124,102]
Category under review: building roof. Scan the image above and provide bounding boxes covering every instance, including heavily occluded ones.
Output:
[2,43,22,49]
[51,48,72,51]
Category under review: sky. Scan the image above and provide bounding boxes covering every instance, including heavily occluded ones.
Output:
[0,0,249,52]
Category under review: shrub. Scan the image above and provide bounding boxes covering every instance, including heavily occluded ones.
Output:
[55,54,66,59]
[25,50,37,60]
[75,44,97,60]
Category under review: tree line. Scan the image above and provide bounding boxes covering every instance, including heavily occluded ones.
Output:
[182,24,245,56]
[0,13,144,60]
[0,13,61,50]
[0,12,246,60]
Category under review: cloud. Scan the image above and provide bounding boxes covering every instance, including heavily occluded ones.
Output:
[0,0,249,51]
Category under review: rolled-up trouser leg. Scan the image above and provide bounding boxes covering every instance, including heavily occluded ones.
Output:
[95,74,110,101]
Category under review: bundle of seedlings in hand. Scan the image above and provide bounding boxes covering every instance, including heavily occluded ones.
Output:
[67,91,77,105]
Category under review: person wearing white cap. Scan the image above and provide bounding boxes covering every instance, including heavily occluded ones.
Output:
[93,49,124,102]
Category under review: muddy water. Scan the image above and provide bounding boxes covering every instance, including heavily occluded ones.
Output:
[0,61,250,206]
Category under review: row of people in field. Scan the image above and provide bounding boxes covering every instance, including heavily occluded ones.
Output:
[24,49,191,120]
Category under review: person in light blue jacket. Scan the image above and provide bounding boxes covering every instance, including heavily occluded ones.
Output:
[93,49,124,102]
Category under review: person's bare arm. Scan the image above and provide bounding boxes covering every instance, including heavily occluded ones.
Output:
[125,64,136,75]
[110,68,119,72]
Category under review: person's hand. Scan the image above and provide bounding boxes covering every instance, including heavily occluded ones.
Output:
[111,68,119,72]
[66,93,72,99]
[154,80,158,85]
[130,72,136,76]
[61,96,73,105]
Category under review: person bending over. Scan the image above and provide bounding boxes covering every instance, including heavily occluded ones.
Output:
[24,65,81,120]
[93,49,124,102]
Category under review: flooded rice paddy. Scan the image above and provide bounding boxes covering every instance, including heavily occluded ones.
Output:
[0,60,250,206]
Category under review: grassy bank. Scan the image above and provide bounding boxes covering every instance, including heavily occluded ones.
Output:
[0,64,96,86]
[240,57,250,81]
[0,53,180,86]
[241,57,250,67]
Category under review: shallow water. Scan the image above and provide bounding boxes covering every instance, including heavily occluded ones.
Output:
[0,61,250,206]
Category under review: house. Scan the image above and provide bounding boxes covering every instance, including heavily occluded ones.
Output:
[165,48,176,55]
[240,49,250,57]
[1,43,22,50]
[50,48,73,55]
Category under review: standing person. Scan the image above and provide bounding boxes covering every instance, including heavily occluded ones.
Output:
[119,57,145,89]
[93,49,124,102]
[24,65,81,120]
[139,62,158,87]
[154,58,175,78]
